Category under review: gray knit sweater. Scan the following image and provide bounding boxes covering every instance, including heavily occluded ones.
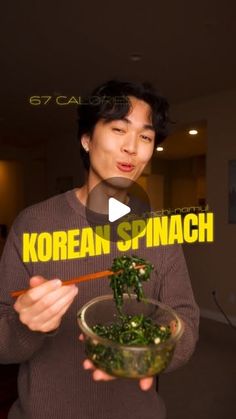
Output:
[0,189,199,419]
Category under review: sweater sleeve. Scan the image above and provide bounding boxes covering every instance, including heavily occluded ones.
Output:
[157,244,200,373]
[0,223,56,364]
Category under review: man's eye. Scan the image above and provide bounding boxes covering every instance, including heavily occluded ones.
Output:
[112,127,125,133]
[141,135,152,142]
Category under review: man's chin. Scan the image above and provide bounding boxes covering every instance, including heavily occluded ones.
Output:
[104,176,135,190]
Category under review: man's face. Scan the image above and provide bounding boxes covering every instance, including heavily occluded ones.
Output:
[82,96,155,187]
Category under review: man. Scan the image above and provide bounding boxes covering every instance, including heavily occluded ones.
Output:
[0,80,199,418]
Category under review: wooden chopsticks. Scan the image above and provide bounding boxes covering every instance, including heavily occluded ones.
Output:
[10,264,145,298]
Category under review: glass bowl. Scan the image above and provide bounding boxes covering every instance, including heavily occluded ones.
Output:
[77,294,183,379]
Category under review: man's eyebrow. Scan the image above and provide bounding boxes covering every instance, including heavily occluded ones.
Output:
[119,117,155,132]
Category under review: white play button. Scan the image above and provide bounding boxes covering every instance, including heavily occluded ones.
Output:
[85,177,151,242]
[108,197,131,222]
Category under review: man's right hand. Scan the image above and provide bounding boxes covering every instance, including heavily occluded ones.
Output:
[13,276,78,333]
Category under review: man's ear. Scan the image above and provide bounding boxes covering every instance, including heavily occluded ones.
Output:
[81,134,90,152]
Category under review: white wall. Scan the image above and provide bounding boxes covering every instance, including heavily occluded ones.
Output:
[136,174,164,210]
[171,89,236,319]
[0,160,24,228]
[45,136,84,198]
[0,144,47,220]
[152,155,206,208]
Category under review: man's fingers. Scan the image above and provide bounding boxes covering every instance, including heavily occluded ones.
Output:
[83,360,116,381]
[79,333,85,341]
[170,319,177,335]
[14,277,78,333]
[83,359,94,370]
[139,377,153,391]
[83,359,153,386]
[22,286,78,327]
[26,278,62,302]
[36,294,77,333]
[14,278,62,310]
[29,275,48,288]
[26,285,77,318]
[92,369,116,381]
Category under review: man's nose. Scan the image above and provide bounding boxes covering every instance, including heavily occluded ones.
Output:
[121,134,137,154]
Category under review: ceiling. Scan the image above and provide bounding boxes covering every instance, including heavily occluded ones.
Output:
[0,1,235,155]
[156,121,207,160]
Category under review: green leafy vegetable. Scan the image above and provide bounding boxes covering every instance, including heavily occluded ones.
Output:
[92,314,171,345]
[84,255,174,377]
[108,255,154,313]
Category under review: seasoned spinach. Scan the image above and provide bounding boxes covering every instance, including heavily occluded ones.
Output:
[108,255,154,313]
[84,255,174,377]
[92,313,171,345]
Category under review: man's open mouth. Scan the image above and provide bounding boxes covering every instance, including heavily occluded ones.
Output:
[117,162,135,172]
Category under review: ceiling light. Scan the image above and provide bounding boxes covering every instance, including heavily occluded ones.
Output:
[156,146,164,151]
[189,129,198,135]
[130,54,142,62]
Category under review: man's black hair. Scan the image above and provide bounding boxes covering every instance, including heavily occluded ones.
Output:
[77,79,169,170]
